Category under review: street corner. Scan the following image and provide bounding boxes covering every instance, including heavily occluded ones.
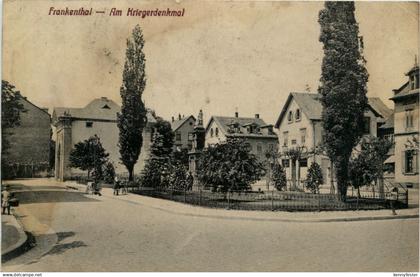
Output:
[1,212,32,262]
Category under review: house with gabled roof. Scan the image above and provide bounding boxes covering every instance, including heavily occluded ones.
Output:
[2,92,51,178]
[205,112,278,162]
[274,92,392,191]
[171,114,196,151]
[52,97,157,180]
[388,61,419,187]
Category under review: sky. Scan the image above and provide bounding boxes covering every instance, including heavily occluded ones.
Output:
[2,0,419,125]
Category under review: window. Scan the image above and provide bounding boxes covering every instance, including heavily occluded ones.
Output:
[363,117,370,134]
[384,134,394,143]
[176,133,181,141]
[257,143,262,154]
[410,76,415,90]
[405,109,414,129]
[268,143,274,151]
[215,127,219,137]
[210,128,214,137]
[404,150,418,174]
[188,132,194,141]
[283,131,288,146]
[86,122,93,128]
[291,139,297,145]
[300,128,306,144]
[288,111,293,122]
[296,109,301,121]
[282,159,290,168]
[299,158,308,167]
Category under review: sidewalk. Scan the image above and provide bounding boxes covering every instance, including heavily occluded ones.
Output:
[1,213,30,262]
[65,180,419,223]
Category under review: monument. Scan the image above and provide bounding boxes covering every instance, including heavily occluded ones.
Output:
[188,109,206,191]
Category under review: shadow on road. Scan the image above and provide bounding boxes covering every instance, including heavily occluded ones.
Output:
[14,191,100,204]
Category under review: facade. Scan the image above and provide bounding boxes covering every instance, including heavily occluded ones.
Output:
[389,62,419,187]
[274,92,393,190]
[2,94,51,178]
[171,114,196,151]
[52,97,156,180]
[205,113,279,162]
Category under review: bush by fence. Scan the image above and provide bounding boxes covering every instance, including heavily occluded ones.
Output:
[133,187,408,212]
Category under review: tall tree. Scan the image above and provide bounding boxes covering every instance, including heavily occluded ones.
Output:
[1,80,26,153]
[318,2,369,200]
[118,25,148,181]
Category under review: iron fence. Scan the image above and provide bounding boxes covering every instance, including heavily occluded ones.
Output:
[132,187,408,212]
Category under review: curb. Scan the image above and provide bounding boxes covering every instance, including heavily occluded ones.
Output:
[109,193,420,223]
[1,214,33,262]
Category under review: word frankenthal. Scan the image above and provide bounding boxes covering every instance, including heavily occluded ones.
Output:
[49,7,92,16]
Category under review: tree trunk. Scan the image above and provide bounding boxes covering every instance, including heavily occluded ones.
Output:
[126,163,134,181]
[336,160,348,201]
[291,159,296,190]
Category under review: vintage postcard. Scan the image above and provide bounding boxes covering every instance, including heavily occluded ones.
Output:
[1,0,419,274]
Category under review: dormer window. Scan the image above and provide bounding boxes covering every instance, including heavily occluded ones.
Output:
[215,127,219,137]
[288,111,293,122]
[210,128,214,137]
[296,109,301,121]
[101,104,111,109]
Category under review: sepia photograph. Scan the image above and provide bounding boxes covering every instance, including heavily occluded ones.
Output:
[1,0,419,274]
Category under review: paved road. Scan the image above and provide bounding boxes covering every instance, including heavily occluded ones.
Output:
[2,179,419,272]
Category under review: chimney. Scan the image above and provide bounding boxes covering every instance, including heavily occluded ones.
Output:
[171,116,174,122]
[255,114,260,119]
[235,112,239,118]
[178,114,181,120]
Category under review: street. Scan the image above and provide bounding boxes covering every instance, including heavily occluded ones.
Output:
[2,179,419,272]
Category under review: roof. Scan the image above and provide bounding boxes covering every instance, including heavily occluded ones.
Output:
[379,113,394,130]
[368,97,393,119]
[206,116,278,139]
[390,88,420,101]
[171,115,196,131]
[53,97,156,124]
[275,92,392,128]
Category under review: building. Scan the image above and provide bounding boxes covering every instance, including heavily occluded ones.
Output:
[52,97,156,181]
[171,114,196,151]
[205,112,278,161]
[274,92,392,190]
[389,61,419,187]
[2,93,51,178]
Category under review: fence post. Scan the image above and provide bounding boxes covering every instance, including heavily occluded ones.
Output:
[227,190,230,210]
[199,189,202,206]
[184,187,187,203]
[271,191,274,211]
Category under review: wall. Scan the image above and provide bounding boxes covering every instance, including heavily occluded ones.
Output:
[3,99,50,166]
[393,96,419,186]
[173,117,195,150]
[205,120,227,146]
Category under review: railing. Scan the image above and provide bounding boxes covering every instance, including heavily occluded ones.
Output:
[132,187,408,211]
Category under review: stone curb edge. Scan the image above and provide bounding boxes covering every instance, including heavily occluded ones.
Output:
[107,193,420,223]
[1,213,33,263]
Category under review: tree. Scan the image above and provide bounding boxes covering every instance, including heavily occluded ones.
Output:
[305,162,324,194]
[103,161,116,184]
[117,25,148,181]
[197,138,265,192]
[265,148,286,191]
[1,80,26,153]
[318,2,369,200]
[140,124,173,188]
[153,117,175,157]
[349,137,393,198]
[69,135,109,180]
